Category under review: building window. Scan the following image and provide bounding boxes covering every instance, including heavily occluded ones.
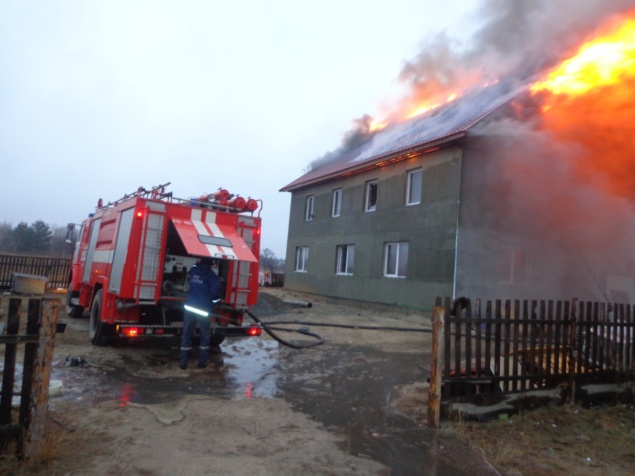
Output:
[365,180,378,212]
[305,195,314,221]
[406,168,422,205]
[384,242,408,277]
[331,188,342,217]
[498,246,526,284]
[336,244,355,275]
[295,246,309,272]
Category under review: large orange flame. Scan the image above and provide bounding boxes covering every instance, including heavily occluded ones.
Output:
[532,17,635,96]
[531,10,635,197]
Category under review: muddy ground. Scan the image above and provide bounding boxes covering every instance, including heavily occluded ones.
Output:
[2,289,635,475]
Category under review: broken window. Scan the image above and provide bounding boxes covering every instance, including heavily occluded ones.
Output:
[305,195,314,221]
[365,180,378,212]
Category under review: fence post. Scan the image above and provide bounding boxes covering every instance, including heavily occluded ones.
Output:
[428,306,445,428]
[21,298,60,459]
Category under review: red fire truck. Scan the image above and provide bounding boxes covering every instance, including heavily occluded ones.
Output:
[66,183,262,346]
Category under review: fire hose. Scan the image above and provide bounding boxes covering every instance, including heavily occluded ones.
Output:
[246,310,433,350]
[246,310,324,349]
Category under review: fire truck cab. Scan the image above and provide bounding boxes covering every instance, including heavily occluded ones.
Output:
[66,183,262,346]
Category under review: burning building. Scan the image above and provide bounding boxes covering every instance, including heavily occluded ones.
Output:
[280,1,635,310]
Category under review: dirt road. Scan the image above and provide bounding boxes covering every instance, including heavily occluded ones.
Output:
[7,289,497,475]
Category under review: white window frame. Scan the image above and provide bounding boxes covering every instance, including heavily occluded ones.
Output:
[406,168,422,206]
[295,246,309,272]
[383,242,408,278]
[365,180,378,212]
[305,195,314,221]
[331,188,342,217]
[335,244,354,275]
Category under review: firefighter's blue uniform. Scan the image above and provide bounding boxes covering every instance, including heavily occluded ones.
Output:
[179,259,221,369]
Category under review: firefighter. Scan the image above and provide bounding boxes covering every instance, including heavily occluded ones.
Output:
[179,257,221,369]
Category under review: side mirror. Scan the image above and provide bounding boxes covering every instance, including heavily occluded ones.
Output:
[65,223,75,244]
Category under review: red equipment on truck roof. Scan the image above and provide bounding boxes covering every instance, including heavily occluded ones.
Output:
[66,183,263,346]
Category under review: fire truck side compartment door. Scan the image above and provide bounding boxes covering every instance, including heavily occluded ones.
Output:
[109,208,134,294]
[170,218,257,263]
[82,218,102,283]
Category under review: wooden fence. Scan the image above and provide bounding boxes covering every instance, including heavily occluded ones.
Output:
[431,297,634,400]
[0,297,61,458]
[0,254,70,290]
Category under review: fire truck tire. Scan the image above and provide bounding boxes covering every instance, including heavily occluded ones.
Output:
[89,290,112,346]
[66,285,84,318]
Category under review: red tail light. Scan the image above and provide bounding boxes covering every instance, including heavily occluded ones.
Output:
[246,326,261,337]
[122,327,140,337]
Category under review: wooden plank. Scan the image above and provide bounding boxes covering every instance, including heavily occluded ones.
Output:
[566,300,576,404]
[617,304,625,372]
[19,299,40,429]
[511,300,520,392]
[484,301,492,385]
[590,301,599,369]
[474,299,482,379]
[626,305,633,370]
[464,299,472,394]
[22,298,60,459]
[454,302,461,382]
[427,307,445,429]
[443,299,451,382]
[537,301,545,378]
[0,335,39,344]
[0,299,21,425]
[503,300,511,393]
[493,300,502,390]
[554,301,562,375]
[545,301,554,383]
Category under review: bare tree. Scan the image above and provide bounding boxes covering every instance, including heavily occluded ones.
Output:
[260,248,277,273]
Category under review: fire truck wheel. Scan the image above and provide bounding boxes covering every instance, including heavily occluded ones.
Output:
[66,285,84,318]
[89,290,112,346]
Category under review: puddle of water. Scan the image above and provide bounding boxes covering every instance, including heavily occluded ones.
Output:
[277,344,494,476]
[223,339,280,398]
[52,337,281,407]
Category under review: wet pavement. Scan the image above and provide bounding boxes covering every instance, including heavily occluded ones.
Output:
[51,337,495,475]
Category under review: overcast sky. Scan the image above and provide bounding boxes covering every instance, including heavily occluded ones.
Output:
[0,0,480,257]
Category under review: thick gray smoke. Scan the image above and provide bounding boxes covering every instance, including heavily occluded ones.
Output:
[308,0,635,171]
[399,0,635,113]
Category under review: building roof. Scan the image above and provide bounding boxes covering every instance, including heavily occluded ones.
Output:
[280,79,527,192]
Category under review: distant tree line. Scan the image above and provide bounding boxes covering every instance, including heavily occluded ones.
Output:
[259,248,285,272]
[0,220,72,257]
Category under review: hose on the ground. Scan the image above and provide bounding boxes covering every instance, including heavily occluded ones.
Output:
[246,310,433,349]
[246,310,324,349]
